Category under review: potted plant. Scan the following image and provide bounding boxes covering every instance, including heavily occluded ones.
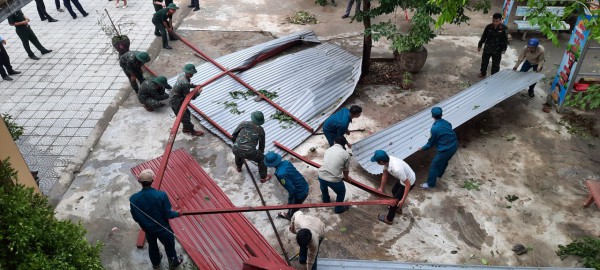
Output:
[401,71,413,89]
[98,9,133,56]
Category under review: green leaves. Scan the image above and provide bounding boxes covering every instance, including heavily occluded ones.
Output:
[1,114,24,141]
[557,237,600,269]
[564,84,600,110]
[0,183,103,269]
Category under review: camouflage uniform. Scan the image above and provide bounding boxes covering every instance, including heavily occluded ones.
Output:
[170,74,196,131]
[119,51,145,93]
[232,121,267,179]
[478,23,508,76]
[138,80,169,110]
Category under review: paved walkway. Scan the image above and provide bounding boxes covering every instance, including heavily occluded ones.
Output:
[0,0,156,193]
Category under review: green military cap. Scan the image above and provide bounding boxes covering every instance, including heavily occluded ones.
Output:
[183,64,197,75]
[136,52,151,63]
[167,3,179,9]
[251,111,265,126]
[152,76,172,89]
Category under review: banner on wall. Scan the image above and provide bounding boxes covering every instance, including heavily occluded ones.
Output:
[549,15,592,106]
[501,0,515,25]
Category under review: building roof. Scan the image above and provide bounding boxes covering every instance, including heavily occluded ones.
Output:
[168,30,362,154]
[353,70,545,175]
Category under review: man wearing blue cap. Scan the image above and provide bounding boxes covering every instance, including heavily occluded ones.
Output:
[318,136,355,214]
[264,151,309,220]
[322,105,362,148]
[232,111,270,182]
[418,107,457,189]
[513,38,545,98]
[371,150,415,224]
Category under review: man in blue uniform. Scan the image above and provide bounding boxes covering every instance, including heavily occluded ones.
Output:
[264,151,309,220]
[130,169,184,269]
[322,105,362,148]
[418,107,457,189]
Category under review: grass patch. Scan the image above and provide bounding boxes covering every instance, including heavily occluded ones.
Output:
[286,10,319,24]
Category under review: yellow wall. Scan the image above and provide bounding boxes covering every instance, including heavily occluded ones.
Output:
[0,120,40,193]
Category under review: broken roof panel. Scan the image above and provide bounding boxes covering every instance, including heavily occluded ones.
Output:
[319,258,593,270]
[353,70,545,175]
[168,30,361,154]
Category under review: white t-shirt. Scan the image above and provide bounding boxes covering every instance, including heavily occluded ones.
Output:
[384,156,416,186]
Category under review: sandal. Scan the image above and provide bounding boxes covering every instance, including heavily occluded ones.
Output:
[169,255,184,269]
[378,214,393,225]
[235,166,242,173]
[277,212,291,220]
[260,174,272,183]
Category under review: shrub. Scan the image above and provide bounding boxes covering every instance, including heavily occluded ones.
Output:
[0,160,104,270]
[1,113,24,141]
[557,237,600,269]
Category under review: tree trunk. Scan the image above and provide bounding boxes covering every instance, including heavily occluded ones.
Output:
[361,0,372,76]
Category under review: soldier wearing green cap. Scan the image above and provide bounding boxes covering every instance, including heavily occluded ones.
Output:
[152,3,179,50]
[171,64,203,136]
[139,76,171,112]
[119,51,150,93]
[232,111,270,182]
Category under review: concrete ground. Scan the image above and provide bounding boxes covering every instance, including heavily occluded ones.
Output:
[48,0,600,269]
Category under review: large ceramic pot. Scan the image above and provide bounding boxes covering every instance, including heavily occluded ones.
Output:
[112,35,130,56]
[394,46,428,73]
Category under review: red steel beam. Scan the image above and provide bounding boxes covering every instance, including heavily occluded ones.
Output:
[273,141,391,198]
[136,66,230,247]
[181,199,397,216]
[172,32,314,133]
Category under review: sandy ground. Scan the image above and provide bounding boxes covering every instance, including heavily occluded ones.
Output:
[51,0,600,269]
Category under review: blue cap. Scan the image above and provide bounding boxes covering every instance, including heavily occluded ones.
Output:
[264,151,282,167]
[370,150,390,162]
[527,38,539,47]
[431,107,443,117]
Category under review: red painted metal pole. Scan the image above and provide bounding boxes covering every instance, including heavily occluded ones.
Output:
[135,66,230,248]
[273,141,392,198]
[181,199,397,216]
[172,33,314,133]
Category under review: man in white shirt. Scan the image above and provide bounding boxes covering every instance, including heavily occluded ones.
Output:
[289,211,325,270]
[318,136,356,214]
[371,150,416,225]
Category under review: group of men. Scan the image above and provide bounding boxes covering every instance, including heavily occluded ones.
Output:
[118,50,205,136]
[478,13,546,98]
[34,0,88,21]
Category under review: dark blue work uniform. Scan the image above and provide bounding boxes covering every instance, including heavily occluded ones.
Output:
[274,160,309,218]
[322,108,351,146]
[421,119,458,187]
[130,187,180,267]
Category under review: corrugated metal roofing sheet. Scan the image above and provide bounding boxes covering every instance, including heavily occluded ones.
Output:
[168,30,362,154]
[353,70,545,175]
[318,259,592,270]
[131,149,291,270]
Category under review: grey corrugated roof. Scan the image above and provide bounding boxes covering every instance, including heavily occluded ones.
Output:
[319,259,592,270]
[353,70,545,175]
[168,30,361,154]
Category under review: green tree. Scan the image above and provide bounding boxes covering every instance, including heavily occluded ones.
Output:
[0,160,104,269]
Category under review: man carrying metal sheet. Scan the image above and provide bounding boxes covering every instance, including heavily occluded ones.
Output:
[513,38,546,98]
[170,64,204,136]
[264,152,309,220]
[232,111,270,182]
[138,76,171,112]
[478,13,508,78]
[370,150,416,225]
[322,105,362,148]
[418,107,457,189]
[318,136,355,214]
[119,51,151,94]
[129,169,184,269]
[289,211,325,270]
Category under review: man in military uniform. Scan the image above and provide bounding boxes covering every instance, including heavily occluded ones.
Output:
[232,111,270,182]
[152,0,174,35]
[152,3,179,50]
[119,51,151,93]
[7,10,52,60]
[139,76,171,112]
[171,64,204,136]
[477,13,508,78]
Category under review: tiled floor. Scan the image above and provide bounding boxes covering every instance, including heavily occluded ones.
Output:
[0,0,158,193]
